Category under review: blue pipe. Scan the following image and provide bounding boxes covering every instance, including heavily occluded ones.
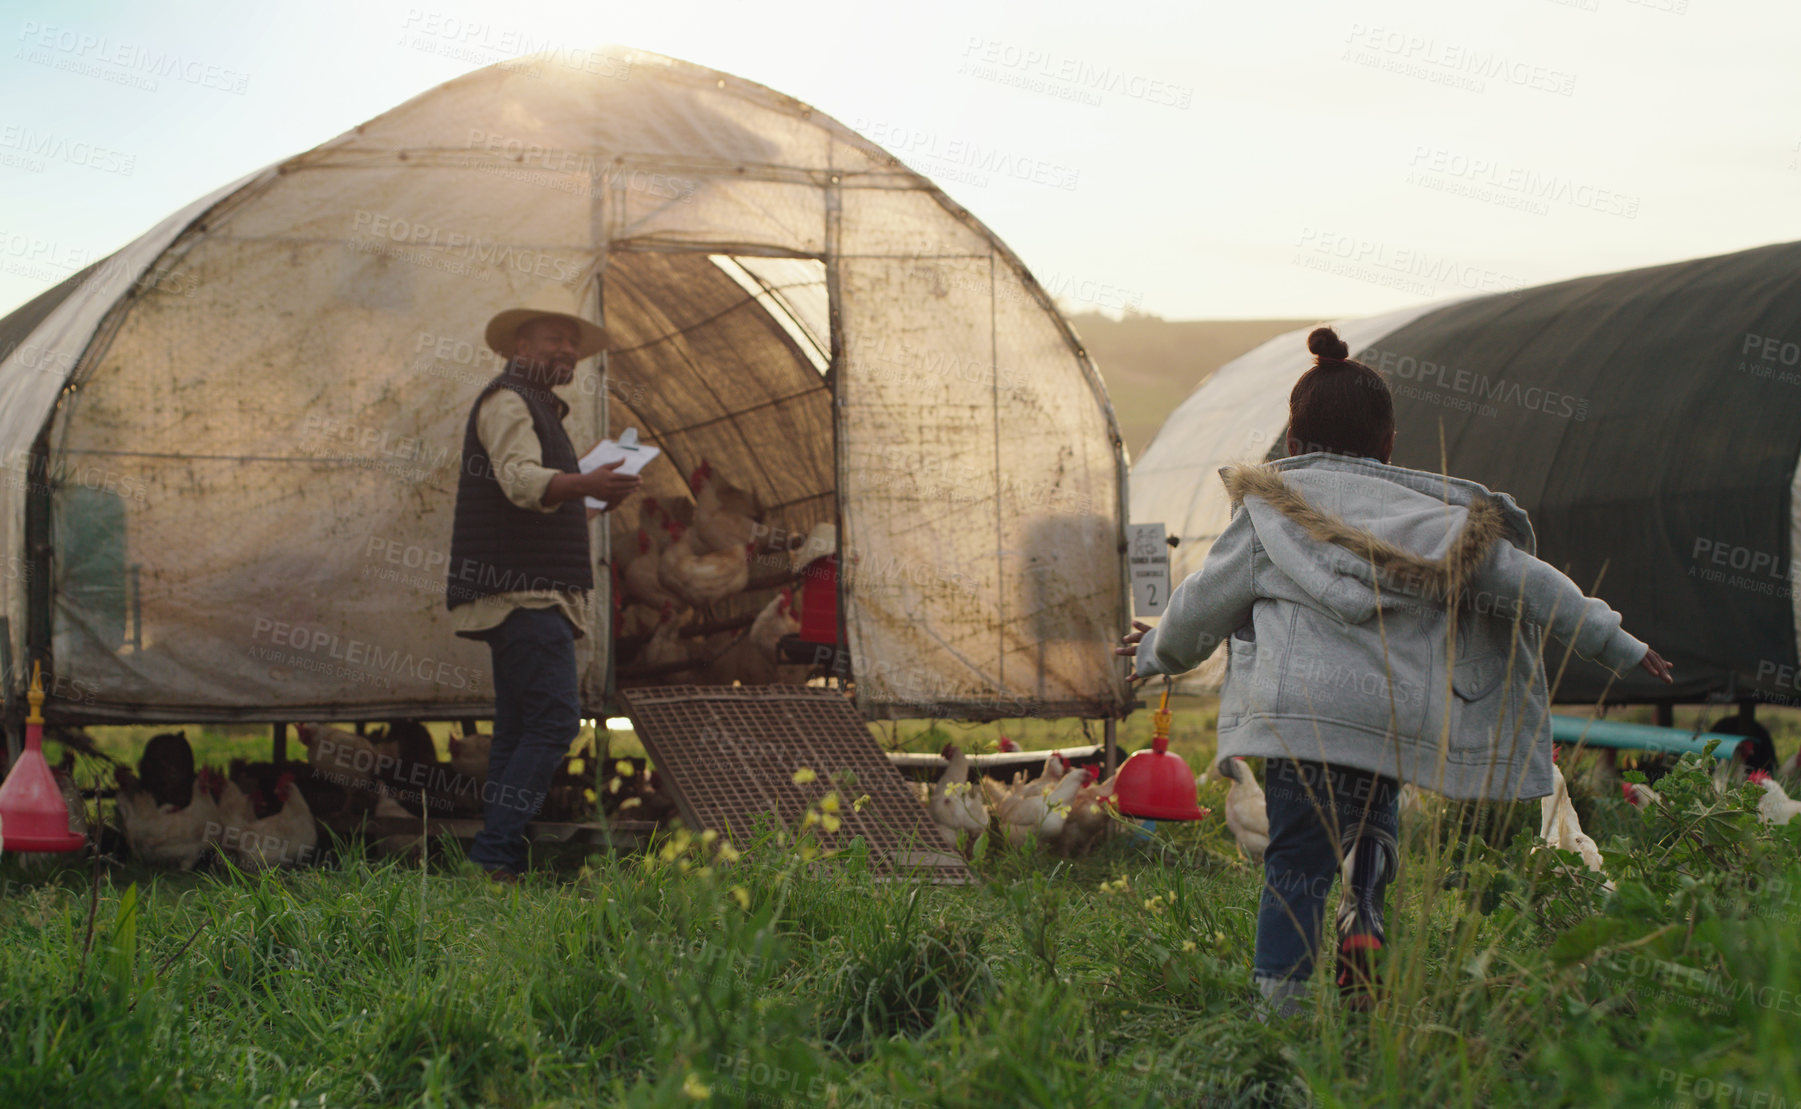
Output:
[1550,715,1742,759]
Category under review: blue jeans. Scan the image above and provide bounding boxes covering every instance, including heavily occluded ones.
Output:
[1253,758,1400,984]
[467,607,581,874]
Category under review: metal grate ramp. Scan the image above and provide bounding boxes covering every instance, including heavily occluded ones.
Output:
[618,684,969,883]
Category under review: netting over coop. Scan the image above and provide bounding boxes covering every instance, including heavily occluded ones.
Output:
[0,47,1131,726]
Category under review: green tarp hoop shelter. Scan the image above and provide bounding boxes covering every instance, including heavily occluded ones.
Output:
[1133,241,1801,708]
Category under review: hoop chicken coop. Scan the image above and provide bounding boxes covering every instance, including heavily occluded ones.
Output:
[0,47,1133,753]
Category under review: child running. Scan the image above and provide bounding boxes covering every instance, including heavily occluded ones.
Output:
[1116,326,1672,1017]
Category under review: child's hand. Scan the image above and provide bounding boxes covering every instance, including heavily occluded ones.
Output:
[1116,620,1153,680]
[1115,620,1152,658]
[1639,647,1673,684]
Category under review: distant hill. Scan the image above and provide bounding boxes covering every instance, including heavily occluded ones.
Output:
[1063,312,1316,459]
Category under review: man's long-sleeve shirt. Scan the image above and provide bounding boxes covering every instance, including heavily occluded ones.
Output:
[449,389,590,639]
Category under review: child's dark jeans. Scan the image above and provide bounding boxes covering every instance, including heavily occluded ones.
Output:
[1253,757,1400,988]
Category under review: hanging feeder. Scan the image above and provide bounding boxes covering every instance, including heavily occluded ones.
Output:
[1113,683,1207,821]
[0,662,88,853]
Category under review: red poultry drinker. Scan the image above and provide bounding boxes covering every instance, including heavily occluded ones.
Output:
[0,663,87,853]
[1113,685,1206,821]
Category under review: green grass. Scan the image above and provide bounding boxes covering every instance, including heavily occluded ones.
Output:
[5,740,1801,1108]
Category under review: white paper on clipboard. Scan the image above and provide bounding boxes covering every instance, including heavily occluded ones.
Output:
[578,427,659,510]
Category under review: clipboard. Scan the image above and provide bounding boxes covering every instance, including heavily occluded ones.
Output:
[578,427,659,510]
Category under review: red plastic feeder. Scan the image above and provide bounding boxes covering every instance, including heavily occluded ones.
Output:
[1114,686,1207,821]
[0,663,87,853]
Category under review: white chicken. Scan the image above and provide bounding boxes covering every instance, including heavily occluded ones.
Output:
[1749,771,1801,825]
[979,751,1067,813]
[1219,757,1271,862]
[114,765,220,870]
[658,520,752,609]
[705,589,803,685]
[637,603,697,673]
[1052,766,1118,857]
[689,459,761,554]
[1538,762,1611,888]
[213,773,257,838]
[926,744,991,850]
[233,772,318,871]
[994,757,1084,847]
[1620,781,1663,809]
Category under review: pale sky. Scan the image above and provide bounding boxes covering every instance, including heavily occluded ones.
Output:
[2,0,1797,320]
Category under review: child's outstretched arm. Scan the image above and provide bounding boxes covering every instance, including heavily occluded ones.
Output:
[1471,538,1657,678]
[1118,509,1257,679]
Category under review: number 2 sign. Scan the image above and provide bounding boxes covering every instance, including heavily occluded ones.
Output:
[1127,522,1171,616]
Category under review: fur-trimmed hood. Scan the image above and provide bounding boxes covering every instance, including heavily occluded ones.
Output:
[1219,455,1527,619]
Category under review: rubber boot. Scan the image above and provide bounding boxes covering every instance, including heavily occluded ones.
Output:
[1334,826,1397,1010]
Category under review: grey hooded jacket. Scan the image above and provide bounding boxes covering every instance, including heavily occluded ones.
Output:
[1133,454,1648,801]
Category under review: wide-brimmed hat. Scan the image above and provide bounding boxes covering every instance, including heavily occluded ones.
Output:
[484,293,607,359]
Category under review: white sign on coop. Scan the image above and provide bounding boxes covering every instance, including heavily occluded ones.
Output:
[1127,522,1170,616]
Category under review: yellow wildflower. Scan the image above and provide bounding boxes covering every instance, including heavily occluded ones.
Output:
[803,810,821,827]
[568,757,585,775]
[1182,940,1197,953]
[616,760,636,777]
[819,792,840,813]
[730,886,751,910]
[701,829,719,846]
[681,1072,711,1100]
[619,796,642,810]
[820,813,842,833]
[853,794,872,812]
[792,766,817,785]
[716,842,742,863]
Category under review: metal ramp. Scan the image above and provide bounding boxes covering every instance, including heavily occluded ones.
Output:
[618,684,968,883]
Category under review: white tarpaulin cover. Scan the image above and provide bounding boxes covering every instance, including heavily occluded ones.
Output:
[0,48,1130,723]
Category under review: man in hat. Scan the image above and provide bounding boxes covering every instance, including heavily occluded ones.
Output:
[446,299,639,881]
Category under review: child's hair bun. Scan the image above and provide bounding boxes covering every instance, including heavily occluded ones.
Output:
[1307,326,1350,361]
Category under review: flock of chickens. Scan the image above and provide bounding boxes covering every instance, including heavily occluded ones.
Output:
[919,738,1801,878]
[111,730,321,872]
[924,743,1114,856]
[69,705,1801,876]
[87,720,684,871]
[616,460,813,688]
[919,742,1275,860]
